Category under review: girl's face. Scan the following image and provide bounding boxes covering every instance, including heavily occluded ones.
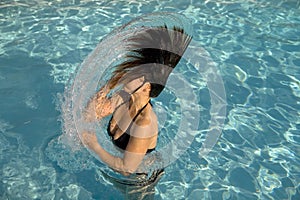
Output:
[123,77,145,94]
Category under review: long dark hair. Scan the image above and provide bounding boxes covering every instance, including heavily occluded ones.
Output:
[108,25,192,97]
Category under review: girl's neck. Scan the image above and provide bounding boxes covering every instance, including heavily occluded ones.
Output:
[131,95,150,112]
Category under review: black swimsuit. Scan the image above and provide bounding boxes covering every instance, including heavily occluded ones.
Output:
[107,90,155,153]
[105,91,164,186]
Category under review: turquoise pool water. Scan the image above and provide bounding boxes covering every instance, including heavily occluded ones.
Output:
[1,0,300,199]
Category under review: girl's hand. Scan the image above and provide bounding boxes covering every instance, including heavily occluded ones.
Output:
[95,99,112,118]
[84,93,112,121]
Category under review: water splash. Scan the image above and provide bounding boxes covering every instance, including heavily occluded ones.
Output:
[60,12,197,176]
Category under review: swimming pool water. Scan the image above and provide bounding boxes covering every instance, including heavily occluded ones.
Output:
[0,0,300,199]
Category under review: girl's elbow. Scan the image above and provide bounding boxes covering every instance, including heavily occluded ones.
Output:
[121,166,137,176]
[120,171,132,176]
[122,164,140,176]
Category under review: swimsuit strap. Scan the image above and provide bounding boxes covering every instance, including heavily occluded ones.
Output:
[131,101,149,123]
[108,99,149,138]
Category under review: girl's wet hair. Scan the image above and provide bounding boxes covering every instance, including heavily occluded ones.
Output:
[108,25,192,98]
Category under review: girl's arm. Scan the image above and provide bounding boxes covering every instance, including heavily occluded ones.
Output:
[82,116,157,175]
